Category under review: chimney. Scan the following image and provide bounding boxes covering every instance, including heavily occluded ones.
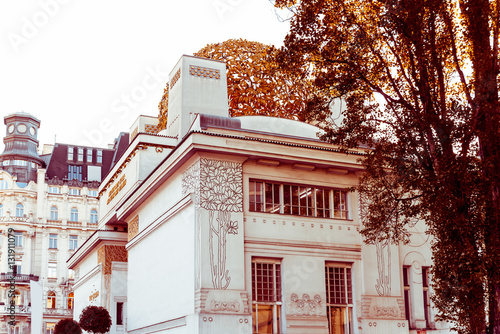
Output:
[166,55,229,139]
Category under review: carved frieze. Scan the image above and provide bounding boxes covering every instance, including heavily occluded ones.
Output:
[211,300,240,312]
[288,293,325,316]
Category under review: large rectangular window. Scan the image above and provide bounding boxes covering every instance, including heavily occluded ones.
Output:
[252,258,282,334]
[250,180,348,219]
[325,264,353,334]
[68,165,82,181]
[48,262,57,278]
[14,232,23,247]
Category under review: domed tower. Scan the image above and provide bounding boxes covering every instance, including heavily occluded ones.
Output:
[0,112,44,184]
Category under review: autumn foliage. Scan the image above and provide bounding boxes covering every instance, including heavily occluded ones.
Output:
[79,306,112,334]
[54,319,81,334]
[157,39,319,130]
[274,0,500,332]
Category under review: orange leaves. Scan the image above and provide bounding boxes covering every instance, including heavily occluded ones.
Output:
[157,38,317,128]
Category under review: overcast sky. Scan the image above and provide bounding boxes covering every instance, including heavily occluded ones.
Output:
[0,0,290,153]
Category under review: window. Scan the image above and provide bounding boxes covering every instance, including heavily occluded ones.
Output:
[249,180,349,219]
[12,290,21,306]
[14,232,22,247]
[46,322,56,334]
[67,146,74,161]
[48,187,60,194]
[325,264,354,334]
[89,190,98,197]
[68,269,75,280]
[69,188,81,196]
[252,258,282,334]
[403,266,411,324]
[90,209,98,224]
[50,206,58,220]
[67,292,74,309]
[77,148,84,162]
[70,208,78,222]
[49,234,58,249]
[15,203,24,217]
[13,160,27,166]
[87,149,93,163]
[0,179,7,189]
[116,302,124,325]
[0,204,3,217]
[48,263,57,278]
[68,165,82,181]
[13,262,21,275]
[423,267,431,328]
[47,291,56,309]
[69,235,78,250]
[97,150,103,164]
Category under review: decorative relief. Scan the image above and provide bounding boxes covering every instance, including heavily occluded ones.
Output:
[131,126,138,140]
[373,306,399,317]
[359,192,392,296]
[128,215,139,241]
[107,175,127,204]
[288,293,324,316]
[67,180,84,187]
[170,68,181,88]
[189,65,220,79]
[47,177,64,186]
[145,124,159,134]
[97,245,128,275]
[211,300,240,312]
[182,158,243,290]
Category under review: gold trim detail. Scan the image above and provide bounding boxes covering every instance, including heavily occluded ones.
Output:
[97,245,128,275]
[189,65,220,79]
[107,175,127,204]
[170,68,181,89]
[128,215,139,241]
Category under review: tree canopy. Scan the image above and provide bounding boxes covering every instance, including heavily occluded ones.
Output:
[158,38,321,129]
[79,306,112,334]
[54,319,81,334]
[273,0,500,332]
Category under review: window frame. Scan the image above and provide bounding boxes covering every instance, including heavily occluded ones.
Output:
[69,235,78,250]
[325,262,354,334]
[67,146,74,161]
[90,209,98,224]
[251,257,282,334]
[77,147,84,162]
[70,208,78,222]
[86,149,93,163]
[48,186,61,194]
[14,232,23,247]
[49,234,58,249]
[15,203,24,217]
[0,179,8,189]
[50,206,58,221]
[47,291,56,309]
[249,179,350,219]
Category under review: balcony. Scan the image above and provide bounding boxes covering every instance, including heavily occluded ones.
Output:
[44,307,73,317]
[0,273,39,283]
[0,305,31,315]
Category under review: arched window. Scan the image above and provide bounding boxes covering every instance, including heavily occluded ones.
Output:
[90,209,98,224]
[67,292,74,309]
[50,206,58,220]
[15,203,24,217]
[70,208,78,222]
[0,203,3,217]
[47,291,56,309]
[0,179,7,189]
[13,290,21,305]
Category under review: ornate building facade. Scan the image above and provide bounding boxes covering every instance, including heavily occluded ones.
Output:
[0,112,127,334]
[68,56,453,334]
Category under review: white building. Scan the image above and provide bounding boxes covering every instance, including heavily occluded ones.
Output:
[0,112,127,334]
[68,55,452,334]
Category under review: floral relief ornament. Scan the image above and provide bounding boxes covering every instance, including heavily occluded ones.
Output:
[182,159,243,290]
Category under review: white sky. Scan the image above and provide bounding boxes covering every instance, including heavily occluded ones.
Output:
[0,0,290,153]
